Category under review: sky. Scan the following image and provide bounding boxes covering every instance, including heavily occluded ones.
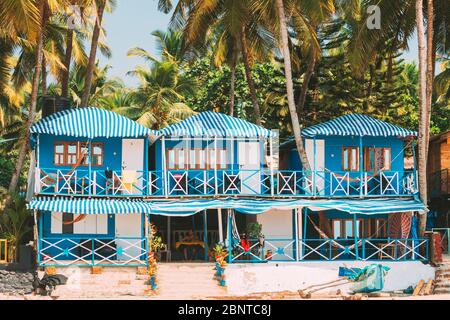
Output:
[98,1,421,88]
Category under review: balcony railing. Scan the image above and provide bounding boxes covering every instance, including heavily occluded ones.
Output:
[35,167,418,198]
[229,237,428,263]
[38,237,148,267]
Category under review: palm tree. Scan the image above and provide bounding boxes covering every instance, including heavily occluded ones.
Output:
[128,60,196,129]
[416,0,429,236]
[273,0,311,170]
[7,0,46,195]
[80,0,115,107]
[0,193,33,261]
[161,0,275,126]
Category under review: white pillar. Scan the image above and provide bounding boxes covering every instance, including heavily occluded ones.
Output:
[218,208,223,243]
[214,136,218,195]
[297,207,303,260]
[162,136,168,198]
[167,216,171,251]
[269,136,274,196]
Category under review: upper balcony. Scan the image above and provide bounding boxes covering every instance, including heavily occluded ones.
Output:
[34,167,417,198]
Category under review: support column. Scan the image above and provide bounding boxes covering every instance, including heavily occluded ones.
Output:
[38,212,43,265]
[354,214,359,259]
[144,213,149,261]
[217,208,223,243]
[313,137,317,196]
[269,136,274,196]
[359,136,363,197]
[203,210,208,261]
[88,139,92,196]
[214,136,218,196]
[144,137,149,195]
[161,136,168,197]
[167,216,171,253]
[33,210,39,266]
[227,209,232,263]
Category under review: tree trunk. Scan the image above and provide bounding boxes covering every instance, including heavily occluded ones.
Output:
[80,0,106,107]
[416,0,428,236]
[229,47,237,117]
[8,0,46,194]
[41,54,47,96]
[424,0,434,157]
[240,26,262,125]
[276,0,311,171]
[61,28,74,98]
[296,37,317,119]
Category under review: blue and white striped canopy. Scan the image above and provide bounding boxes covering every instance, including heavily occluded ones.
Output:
[30,107,159,138]
[28,197,425,216]
[149,198,425,216]
[28,198,152,214]
[160,111,276,138]
[302,114,417,138]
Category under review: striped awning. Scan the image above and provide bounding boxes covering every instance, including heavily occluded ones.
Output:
[160,111,276,138]
[28,197,425,216]
[149,198,425,216]
[302,114,417,138]
[30,107,159,138]
[28,198,152,214]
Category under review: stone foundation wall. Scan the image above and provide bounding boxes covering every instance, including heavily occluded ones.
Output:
[0,270,34,295]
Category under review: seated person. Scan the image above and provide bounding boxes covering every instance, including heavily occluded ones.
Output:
[180,229,200,261]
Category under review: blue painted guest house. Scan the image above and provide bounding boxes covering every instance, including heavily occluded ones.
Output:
[27,107,427,267]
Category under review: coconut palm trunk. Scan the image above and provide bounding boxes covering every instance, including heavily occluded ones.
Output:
[240,26,262,125]
[8,0,46,194]
[416,0,428,236]
[424,0,434,156]
[296,37,318,118]
[275,0,311,171]
[229,47,237,117]
[61,28,74,98]
[80,0,106,107]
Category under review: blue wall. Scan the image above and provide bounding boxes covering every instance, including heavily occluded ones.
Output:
[38,134,123,171]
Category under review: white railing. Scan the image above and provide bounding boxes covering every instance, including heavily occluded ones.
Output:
[35,168,417,198]
[39,237,147,267]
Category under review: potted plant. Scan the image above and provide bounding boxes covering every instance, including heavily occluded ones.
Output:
[212,243,228,286]
[147,223,165,290]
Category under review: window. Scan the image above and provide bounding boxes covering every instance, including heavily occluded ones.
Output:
[166,148,228,170]
[53,141,104,167]
[92,143,104,166]
[342,147,359,171]
[364,147,391,171]
[371,218,387,238]
[54,143,65,165]
[51,212,108,235]
[331,219,364,239]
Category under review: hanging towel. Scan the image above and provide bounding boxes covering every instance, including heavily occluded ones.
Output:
[122,170,137,193]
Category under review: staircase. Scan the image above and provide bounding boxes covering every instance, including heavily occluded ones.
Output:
[154,263,228,299]
[434,255,450,294]
[49,267,150,299]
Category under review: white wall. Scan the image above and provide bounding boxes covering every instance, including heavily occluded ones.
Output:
[257,209,293,239]
[226,261,435,296]
[257,209,294,261]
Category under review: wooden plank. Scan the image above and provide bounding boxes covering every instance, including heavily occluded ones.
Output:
[423,279,433,295]
[413,279,425,296]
